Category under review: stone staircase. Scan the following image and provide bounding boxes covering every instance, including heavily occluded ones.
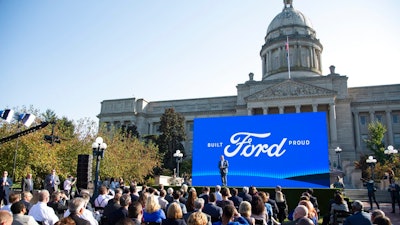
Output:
[344,189,392,203]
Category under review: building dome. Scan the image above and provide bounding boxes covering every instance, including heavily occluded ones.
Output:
[260,0,323,80]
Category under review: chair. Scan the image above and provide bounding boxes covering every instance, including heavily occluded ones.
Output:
[332,210,352,225]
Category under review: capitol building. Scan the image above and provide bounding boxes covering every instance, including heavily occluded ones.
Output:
[98,1,400,186]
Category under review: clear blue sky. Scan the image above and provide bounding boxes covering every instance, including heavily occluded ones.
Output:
[1,0,399,123]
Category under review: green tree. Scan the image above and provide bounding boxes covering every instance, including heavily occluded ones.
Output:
[97,125,161,183]
[157,108,186,173]
[365,121,387,162]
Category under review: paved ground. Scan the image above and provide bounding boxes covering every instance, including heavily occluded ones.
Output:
[362,201,400,224]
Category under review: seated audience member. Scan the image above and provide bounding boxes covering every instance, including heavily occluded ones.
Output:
[67,198,90,225]
[372,216,392,225]
[199,187,210,205]
[187,211,208,225]
[184,198,211,225]
[143,195,166,224]
[213,205,248,225]
[229,189,243,210]
[107,194,131,225]
[94,186,111,212]
[202,193,222,223]
[48,191,68,219]
[162,202,187,225]
[343,200,372,225]
[238,187,252,203]
[216,188,234,210]
[329,193,349,224]
[0,210,14,225]
[282,205,308,225]
[54,217,76,225]
[238,201,255,225]
[29,190,59,225]
[20,192,33,214]
[1,193,21,213]
[371,209,385,224]
[185,190,198,213]
[298,200,317,225]
[11,201,39,225]
[250,195,267,225]
[128,201,143,225]
[295,218,313,225]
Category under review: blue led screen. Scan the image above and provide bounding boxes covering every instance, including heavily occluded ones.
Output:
[192,112,330,188]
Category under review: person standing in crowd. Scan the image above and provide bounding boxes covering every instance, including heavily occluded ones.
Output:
[0,171,13,206]
[343,200,372,225]
[275,191,288,224]
[218,155,229,187]
[10,201,38,225]
[22,173,34,194]
[44,169,60,195]
[388,178,400,213]
[63,175,76,198]
[364,179,380,210]
[29,190,59,225]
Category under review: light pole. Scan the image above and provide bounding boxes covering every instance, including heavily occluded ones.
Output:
[92,137,107,201]
[173,149,183,178]
[384,145,398,160]
[335,147,342,170]
[366,155,377,180]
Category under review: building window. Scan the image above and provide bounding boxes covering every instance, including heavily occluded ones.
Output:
[360,115,367,126]
[394,134,400,147]
[187,121,194,132]
[252,108,263,115]
[393,114,399,123]
[376,114,383,123]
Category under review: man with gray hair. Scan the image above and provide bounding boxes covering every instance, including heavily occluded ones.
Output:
[28,190,59,225]
[283,205,308,225]
[67,198,90,225]
[184,198,211,225]
[343,200,372,225]
[238,187,252,203]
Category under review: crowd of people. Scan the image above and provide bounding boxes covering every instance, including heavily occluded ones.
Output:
[0,169,397,225]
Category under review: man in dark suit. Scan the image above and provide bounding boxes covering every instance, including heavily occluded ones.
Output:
[107,194,131,225]
[44,169,60,194]
[218,155,229,186]
[0,171,13,205]
[199,187,210,204]
[343,200,372,225]
[238,187,252,203]
[202,193,222,223]
[22,173,34,193]
[229,188,243,210]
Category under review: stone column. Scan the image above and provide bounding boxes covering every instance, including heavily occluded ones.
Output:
[353,111,361,151]
[279,106,284,114]
[262,55,266,75]
[369,111,375,123]
[247,108,252,115]
[263,107,269,115]
[312,104,318,112]
[329,103,338,143]
[386,110,394,145]
[295,105,301,113]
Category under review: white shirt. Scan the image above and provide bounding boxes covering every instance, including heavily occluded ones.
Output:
[94,194,111,208]
[63,179,72,191]
[28,202,59,225]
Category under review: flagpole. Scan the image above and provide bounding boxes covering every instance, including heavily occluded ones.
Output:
[286,36,291,79]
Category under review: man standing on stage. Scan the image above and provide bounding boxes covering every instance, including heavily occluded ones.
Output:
[44,169,60,194]
[218,155,229,186]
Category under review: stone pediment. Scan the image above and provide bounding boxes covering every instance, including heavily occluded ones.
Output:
[246,79,336,101]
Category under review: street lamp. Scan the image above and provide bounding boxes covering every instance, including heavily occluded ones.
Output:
[173,149,183,178]
[334,147,342,170]
[92,137,107,200]
[384,145,398,157]
[366,155,377,180]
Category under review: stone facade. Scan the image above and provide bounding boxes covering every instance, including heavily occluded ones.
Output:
[97,1,400,181]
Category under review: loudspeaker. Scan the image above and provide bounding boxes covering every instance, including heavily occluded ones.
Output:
[76,154,93,189]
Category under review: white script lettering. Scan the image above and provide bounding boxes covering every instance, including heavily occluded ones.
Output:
[224,132,287,157]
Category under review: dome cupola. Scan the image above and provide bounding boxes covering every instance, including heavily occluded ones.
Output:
[260,0,323,80]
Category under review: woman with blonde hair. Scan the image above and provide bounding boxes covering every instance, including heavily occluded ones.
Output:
[143,194,166,223]
[239,201,255,225]
[162,202,187,225]
[187,211,207,225]
[275,191,288,223]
